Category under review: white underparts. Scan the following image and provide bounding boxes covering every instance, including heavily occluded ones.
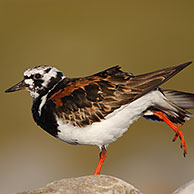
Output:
[56,90,168,147]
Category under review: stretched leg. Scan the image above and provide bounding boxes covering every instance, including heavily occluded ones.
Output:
[152,110,187,157]
[94,145,107,175]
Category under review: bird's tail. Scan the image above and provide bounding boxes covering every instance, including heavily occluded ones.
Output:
[143,88,194,156]
[162,89,194,110]
[143,89,194,124]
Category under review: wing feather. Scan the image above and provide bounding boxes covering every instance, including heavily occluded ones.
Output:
[48,62,192,127]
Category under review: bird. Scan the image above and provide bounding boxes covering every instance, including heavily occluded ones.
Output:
[5,61,194,175]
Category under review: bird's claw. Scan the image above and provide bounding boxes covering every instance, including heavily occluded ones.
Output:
[152,111,187,157]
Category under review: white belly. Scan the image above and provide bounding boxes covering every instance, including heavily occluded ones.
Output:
[56,90,162,147]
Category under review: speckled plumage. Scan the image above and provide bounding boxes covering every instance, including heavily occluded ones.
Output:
[5,61,194,174]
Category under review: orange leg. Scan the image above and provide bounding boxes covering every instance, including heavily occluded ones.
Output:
[152,111,187,157]
[94,146,107,175]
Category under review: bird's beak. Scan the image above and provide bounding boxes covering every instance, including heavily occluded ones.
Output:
[5,80,27,93]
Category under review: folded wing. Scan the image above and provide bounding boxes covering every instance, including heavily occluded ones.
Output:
[48,62,192,127]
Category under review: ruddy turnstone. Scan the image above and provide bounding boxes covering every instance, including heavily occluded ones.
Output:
[5,62,194,175]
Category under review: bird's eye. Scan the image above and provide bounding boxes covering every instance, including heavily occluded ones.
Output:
[34,73,42,79]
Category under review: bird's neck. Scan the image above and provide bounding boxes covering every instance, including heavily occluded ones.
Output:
[31,75,66,101]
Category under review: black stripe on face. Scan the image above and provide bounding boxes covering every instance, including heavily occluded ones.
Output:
[24,75,33,79]
[34,79,44,88]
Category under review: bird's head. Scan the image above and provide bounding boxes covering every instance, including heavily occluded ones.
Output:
[5,65,65,99]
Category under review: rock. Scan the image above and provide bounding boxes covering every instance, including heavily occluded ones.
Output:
[18,175,142,194]
[172,179,194,194]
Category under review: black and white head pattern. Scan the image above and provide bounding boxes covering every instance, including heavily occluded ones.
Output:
[23,65,65,99]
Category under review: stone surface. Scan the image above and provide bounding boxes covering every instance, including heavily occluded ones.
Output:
[18,175,142,194]
[172,179,194,194]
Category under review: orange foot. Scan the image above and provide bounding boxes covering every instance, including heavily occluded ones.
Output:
[152,110,187,157]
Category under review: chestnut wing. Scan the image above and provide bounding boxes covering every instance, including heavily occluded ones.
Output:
[48,63,191,127]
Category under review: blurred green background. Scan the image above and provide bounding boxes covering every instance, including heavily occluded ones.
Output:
[1,1,194,194]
